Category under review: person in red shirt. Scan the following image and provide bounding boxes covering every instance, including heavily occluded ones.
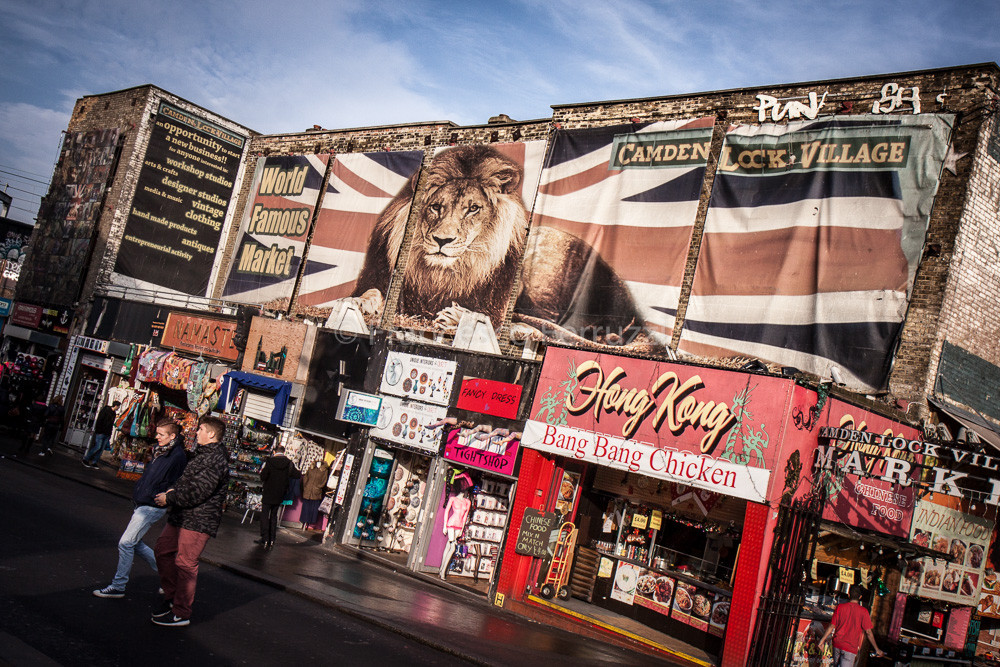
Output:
[820,584,885,666]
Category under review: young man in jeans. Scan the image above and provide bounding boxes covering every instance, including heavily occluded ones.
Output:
[93,420,187,598]
[83,400,121,469]
[151,416,230,627]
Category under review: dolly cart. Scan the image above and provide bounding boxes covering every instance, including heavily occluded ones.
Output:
[539,522,578,600]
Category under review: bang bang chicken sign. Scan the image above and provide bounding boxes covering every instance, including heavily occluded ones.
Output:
[522,347,792,502]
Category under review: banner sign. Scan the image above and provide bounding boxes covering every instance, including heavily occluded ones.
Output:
[114,102,245,296]
[517,119,714,347]
[336,390,382,427]
[18,129,120,307]
[380,351,457,406]
[680,114,954,390]
[222,154,329,306]
[455,377,522,419]
[369,395,447,452]
[159,312,239,361]
[522,346,791,501]
[814,401,922,537]
[297,151,423,317]
[443,427,520,477]
[10,302,42,328]
[388,142,546,332]
[900,501,992,605]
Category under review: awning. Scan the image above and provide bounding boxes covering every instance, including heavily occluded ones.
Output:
[219,370,291,425]
[929,397,1000,452]
[820,521,954,562]
[2,323,62,348]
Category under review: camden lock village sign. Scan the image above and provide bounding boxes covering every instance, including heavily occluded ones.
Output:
[815,427,1000,505]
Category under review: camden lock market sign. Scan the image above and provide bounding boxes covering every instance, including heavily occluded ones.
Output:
[815,427,1000,505]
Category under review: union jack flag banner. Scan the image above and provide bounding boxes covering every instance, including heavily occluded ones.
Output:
[678,115,954,390]
[296,150,424,310]
[222,154,329,305]
[516,118,715,346]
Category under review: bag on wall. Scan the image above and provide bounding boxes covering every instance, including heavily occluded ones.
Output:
[318,495,334,515]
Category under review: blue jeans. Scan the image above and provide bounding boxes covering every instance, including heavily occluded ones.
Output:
[84,434,110,465]
[110,505,167,590]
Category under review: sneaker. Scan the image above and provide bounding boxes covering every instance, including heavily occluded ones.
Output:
[93,586,125,598]
[152,614,190,627]
[151,600,174,619]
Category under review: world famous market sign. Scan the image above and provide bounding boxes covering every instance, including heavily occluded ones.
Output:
[522,347,793,503]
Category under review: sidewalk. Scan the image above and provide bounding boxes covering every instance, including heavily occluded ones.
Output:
[1,435,684,666]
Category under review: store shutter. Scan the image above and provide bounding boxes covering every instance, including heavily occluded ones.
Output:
[243,391,276,423]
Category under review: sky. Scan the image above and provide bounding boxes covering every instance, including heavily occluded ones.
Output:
[1,0,998,224]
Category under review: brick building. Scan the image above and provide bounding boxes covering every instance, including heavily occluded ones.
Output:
[8,63,1000,664]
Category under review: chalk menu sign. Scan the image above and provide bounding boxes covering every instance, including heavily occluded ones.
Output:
[115,102,245,296]
[380,351,456,406]
[514,509,558,557]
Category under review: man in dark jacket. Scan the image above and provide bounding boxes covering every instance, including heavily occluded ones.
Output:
[83,400,120,468]
[255,444,300,548]
[151,416,229,627]
[93,419,187,598]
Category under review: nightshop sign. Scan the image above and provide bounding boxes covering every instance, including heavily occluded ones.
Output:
[815,427,1000,505]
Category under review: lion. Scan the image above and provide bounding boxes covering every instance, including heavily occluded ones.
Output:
[350,144,647,346]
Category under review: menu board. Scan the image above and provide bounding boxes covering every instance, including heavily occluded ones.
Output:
[672,581,718,632]
[369,396,446,452]
[380,351,456,406]
[611,561,639,604]
[900,500,992,604]
[631,566,730,637]
[514,509,558,557]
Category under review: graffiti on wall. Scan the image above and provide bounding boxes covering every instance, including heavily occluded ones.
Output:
[754,92,829,122]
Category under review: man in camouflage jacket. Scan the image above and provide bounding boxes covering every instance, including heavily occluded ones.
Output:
[150,416,230,626]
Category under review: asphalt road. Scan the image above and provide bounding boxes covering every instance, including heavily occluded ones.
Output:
[0,459,472,667]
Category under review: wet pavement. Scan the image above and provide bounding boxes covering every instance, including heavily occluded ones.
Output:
[0,432,683,666]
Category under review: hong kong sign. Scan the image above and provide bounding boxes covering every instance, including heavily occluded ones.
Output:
[522,347,793,502]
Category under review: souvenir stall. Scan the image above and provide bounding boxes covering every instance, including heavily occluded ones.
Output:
[279,432,339,531]
[113,347,222,479]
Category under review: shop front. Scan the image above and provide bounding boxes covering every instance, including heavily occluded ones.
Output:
[794,404,996,667]
[494,345,830,666]
[332,335,538,598]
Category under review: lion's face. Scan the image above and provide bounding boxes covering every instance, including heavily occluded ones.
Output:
[417,180,493,268]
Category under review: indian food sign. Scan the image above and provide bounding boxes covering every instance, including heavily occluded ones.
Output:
[522,347,791,503]
[899,501,992,605]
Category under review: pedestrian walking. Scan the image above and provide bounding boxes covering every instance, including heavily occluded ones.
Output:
[38,395,65,456]
[255,444,300,548]
[92,419,187,598]
[16,393,46,457]
[83,400,120,468]
[820,584,885,666]
[151,416,230,627]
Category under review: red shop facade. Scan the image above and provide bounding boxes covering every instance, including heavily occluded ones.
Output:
[492,345,920,666]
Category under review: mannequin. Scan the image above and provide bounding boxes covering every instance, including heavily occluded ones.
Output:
[439,489,472,580]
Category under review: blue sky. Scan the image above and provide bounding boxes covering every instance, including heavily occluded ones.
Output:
[1,0,997,223]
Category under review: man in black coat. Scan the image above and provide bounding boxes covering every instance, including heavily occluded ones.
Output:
[151,416,230,627]
[92,419,187,598]
[84,400,120,468]
[256,444,301,548]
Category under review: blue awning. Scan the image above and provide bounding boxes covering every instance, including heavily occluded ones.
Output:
[219,370,291,425]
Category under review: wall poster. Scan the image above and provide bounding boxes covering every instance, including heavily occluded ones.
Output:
[114,102,245,296]
[222,154,330,306]
[19,128,120,307]
[515,119,713,350]
[679,114,954,390]
[296,150,423,319]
